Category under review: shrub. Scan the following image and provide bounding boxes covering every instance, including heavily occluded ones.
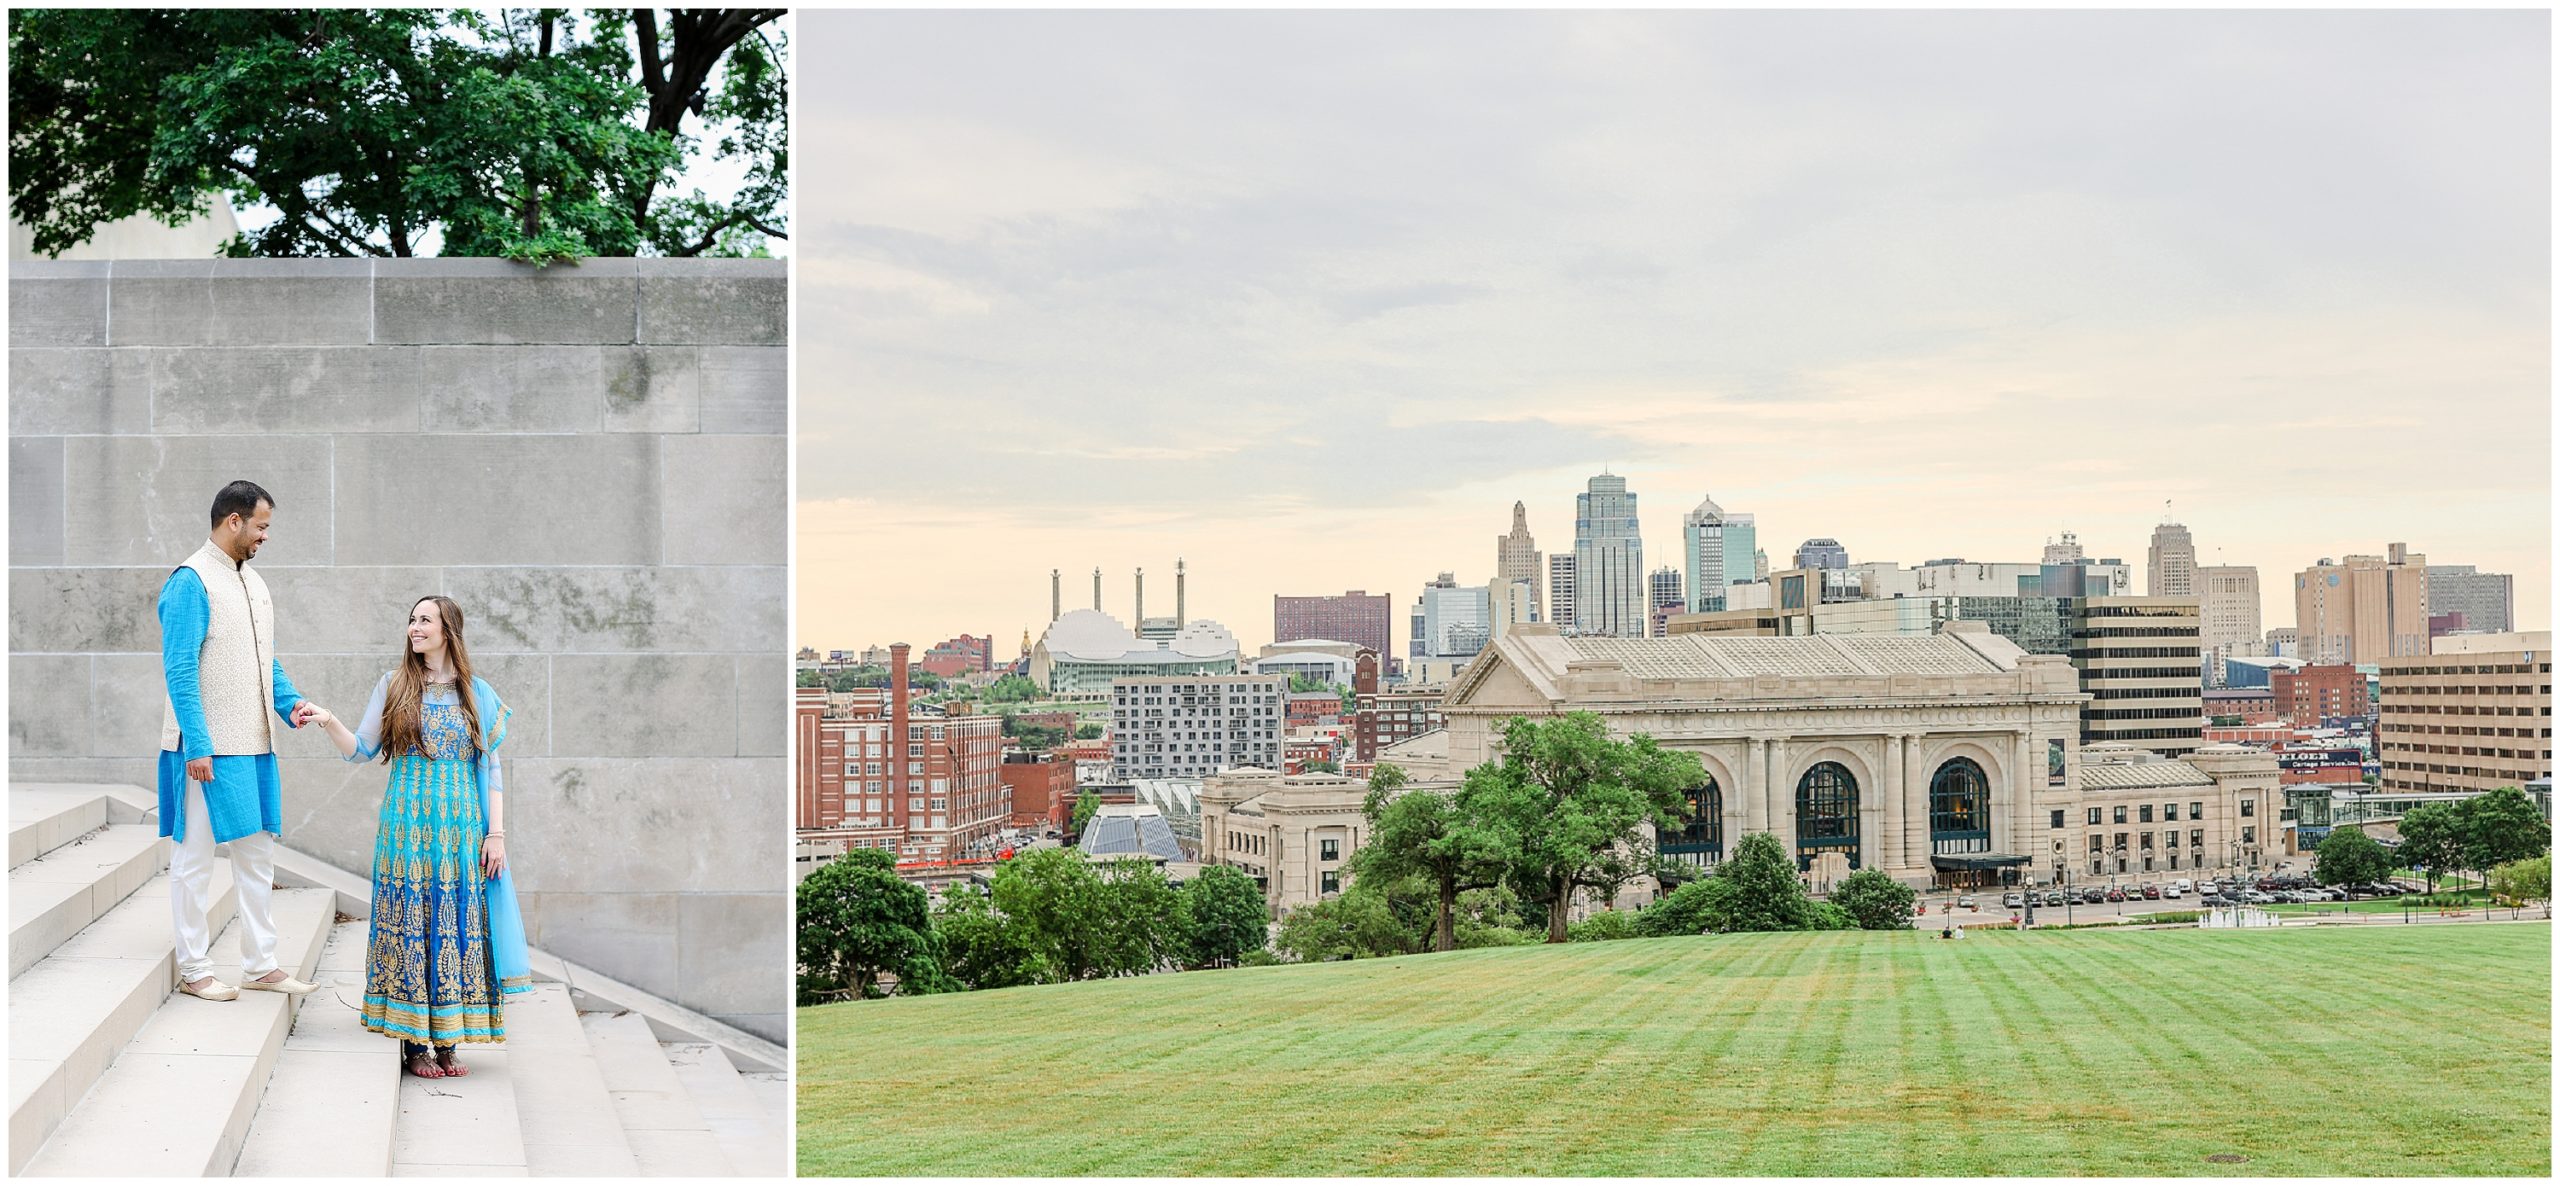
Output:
[1828,868,1919,931]
[1637,877,1717,937]
[1567,909,1642,943]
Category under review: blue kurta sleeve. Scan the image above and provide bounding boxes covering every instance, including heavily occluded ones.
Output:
[476,683,511,799]
[158,569,212,762]
[271,659,305,726]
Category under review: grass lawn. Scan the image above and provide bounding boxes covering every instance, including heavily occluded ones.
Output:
[799,923,2550,1177]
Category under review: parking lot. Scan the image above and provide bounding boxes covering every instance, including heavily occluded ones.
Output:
[1914,877,2429,926]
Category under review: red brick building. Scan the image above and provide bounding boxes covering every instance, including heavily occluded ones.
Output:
[795,643,1008,863]
[1273,591,1393,661]
[1000,752,1076,832]
[1352,648,1446,764]
[2272,664,2370,725]
[921,633,995,678]
[1286,691,1343,731]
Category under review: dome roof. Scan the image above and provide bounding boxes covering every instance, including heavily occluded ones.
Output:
[1040,609,1139,660]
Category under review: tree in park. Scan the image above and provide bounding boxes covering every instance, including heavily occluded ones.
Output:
[1272,882,1416,962]
[1178,865,1269,969]
[10,8,786,261]
[2458,786,2551,874]
[2487,855,2551,908]
[931,883,1042,991]
[1828,867,1919,931]
[1069,790,1101,840]
[1459,713,1704,943]
[2313,826,2392,889]
[1695,831,1820,934]
[1349,764,1504,952]
[986,848,1180,980]
[795,849,944,1002]
[1091,859,1185,976]
[2396,802,2464,892]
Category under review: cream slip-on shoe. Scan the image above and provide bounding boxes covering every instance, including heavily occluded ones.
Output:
[179,978,240,1001]
[241,974,318,995]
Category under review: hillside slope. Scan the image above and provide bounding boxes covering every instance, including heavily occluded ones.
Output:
[800,924,2551,1176]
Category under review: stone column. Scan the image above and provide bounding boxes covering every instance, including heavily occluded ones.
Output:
[1861,739,1888,874]
[1722,747,1748,857]
[2014,730,2039,873]
[1741,738,1766,837]
[1768,737,1792,857]
[1881,733,1905,880]
[1903,733,1928,873]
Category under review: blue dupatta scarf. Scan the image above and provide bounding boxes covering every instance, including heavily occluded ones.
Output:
[473,676,533,994]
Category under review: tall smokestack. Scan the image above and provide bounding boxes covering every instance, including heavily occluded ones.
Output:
[1050,569,1060,623]
[1177,558,1186,628]
[1136,567,1146,625]
[889,643,912,838]
[1093,567,1102,612]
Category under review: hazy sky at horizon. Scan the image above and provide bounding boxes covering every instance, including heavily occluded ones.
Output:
[798,9,2550,657]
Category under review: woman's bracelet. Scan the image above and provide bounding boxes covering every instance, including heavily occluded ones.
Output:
[486,830,505,839]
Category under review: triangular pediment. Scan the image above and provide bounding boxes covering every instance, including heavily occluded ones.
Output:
[1448,649,1554,710]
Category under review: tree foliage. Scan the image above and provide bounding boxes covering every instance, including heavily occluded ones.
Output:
[981,674,1042,703]
[1696,832,1818,934]
[2396,802,2464,892]
[2460,786,2551,873]
[10,8,786,260]
[2313,826,2393,888]
[1075,723,1104,740]
[1459,713,1704,942]
[1829,868,1918,931]
[1350,763,1503,951]
[1178,865,1269,969]
[1272,882,1417,962]
[983,848,1179,981]
[931,883,1042,991]
[796,849,942,1002]
[1070,790,1101,840]
[2487,855,2551,906]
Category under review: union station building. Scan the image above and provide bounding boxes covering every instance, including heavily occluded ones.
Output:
[1205,621,2280,903]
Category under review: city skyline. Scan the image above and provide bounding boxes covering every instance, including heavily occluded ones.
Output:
[798,9,2548,653]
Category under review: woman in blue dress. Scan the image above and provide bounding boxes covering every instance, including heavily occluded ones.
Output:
[308,595,530,1079]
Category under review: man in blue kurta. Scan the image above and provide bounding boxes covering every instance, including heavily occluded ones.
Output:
[160,480,320,1000]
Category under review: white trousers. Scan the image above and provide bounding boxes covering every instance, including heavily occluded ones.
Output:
[169,780,279,983]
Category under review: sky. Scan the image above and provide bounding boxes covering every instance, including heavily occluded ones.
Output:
[797,9,2550,658]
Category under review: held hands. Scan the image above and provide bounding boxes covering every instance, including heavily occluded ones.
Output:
[290,701,325,729]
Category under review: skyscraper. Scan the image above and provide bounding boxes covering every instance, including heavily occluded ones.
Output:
[1273,591,1392,658]
[1646,566,1684,637]
[1794,538,1849,571]
[1495,501,1543,623]
[2295,544,2429,665]
[1681,496,1728,613]
[2148,515,2197,598]
[1548,553,1577,635]
[2424,565,2514,634]
[1725,512,1759,590]
[1573,473,1646,637]
[2197,565,2261,686]
[2041,531,2084,565]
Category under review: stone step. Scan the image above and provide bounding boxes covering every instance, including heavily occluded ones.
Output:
[388,992,529,1177]
[10,787,109,870]
[9,824,165,978]
[19,887,335,1177]
[506,983,640,1177]
[234,920,401,1177]
[580,1012,732,1176]
[738,1070,786,1163]
[7,866,239,1175]
[662,1042,786,1178]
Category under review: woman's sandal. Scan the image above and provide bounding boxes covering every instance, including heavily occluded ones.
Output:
[407,1051,445,1079]
[437,1049,471,1077]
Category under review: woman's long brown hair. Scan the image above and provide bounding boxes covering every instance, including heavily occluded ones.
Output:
[379,595,484,764]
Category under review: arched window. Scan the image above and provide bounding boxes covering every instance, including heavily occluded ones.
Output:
[1929,757,1991,854]
[1795,761,1860,868]
[1663,778,1722,865]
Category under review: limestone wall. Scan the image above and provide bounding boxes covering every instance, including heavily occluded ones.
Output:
[9,257,787,1042]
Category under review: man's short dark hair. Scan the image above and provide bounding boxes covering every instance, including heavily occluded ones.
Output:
[209,480,275,528]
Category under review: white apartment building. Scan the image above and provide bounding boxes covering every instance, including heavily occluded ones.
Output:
[1109,675,1287,780]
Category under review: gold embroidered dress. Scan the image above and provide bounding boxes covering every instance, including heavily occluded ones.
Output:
[358,679,513,1044]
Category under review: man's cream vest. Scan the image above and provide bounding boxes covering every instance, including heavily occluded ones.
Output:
[160,540,279,756]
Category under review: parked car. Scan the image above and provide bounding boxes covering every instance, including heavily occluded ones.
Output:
[2198,880,2219,895]
[2104,887,2127,902]
[2173,878,2194,893]
[2162,885,2182,899]
[2003,893,2024,909]
[1956,895,1978,910]
[2083,887,2110,904]
[2042,890,2067,907]
[2200,894,2227,907]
